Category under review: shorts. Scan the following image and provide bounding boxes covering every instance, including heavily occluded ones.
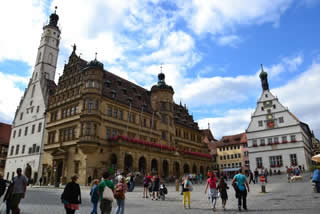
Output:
[9,193,24,209]
[144,184,149,188]
[100,199,112,213]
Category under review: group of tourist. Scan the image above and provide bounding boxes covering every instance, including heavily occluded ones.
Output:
[180,169,249,211]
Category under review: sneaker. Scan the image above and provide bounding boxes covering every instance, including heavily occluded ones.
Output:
[239,207,242,211]
[244,207,248,211]
[146,196,149,198]
[212,207,216,211]
[151,198,154,200]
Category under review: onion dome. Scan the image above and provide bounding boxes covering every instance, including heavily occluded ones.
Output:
[151,72,174,94]
[87,58,104,70]
[259,64,268,79]
[259,64,269,91]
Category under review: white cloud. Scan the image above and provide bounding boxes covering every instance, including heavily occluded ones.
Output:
[0,72,27,123]
[177,0,295,35]
[0,0,46,65]
[273,62,320,137]
[217,35,241,47]
[198,108,253,139]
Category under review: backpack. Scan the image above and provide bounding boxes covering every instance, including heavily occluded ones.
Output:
[90,185,99,203]
[102,182,114,202]
[114,184,125,200]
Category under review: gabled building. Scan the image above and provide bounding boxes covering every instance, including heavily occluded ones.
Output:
[0,122,11,175]
[4,10,60,182]
[216,133,248,177]
[246,66,313,172]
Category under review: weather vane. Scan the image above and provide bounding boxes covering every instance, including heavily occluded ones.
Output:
[54,6,58,13]
[160,63,163,73]
[95,52,98,60]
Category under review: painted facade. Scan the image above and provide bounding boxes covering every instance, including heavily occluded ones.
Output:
[247,66,313,172]
[0,122,11,175]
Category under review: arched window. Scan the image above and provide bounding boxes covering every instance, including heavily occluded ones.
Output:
[31,85,36,98]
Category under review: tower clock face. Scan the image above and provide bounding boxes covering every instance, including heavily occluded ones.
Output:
[267,115,272,120]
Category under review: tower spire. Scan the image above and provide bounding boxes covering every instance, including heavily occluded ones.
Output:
[259,64,269,91]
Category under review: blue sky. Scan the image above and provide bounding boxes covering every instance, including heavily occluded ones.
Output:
[0,0,320,139]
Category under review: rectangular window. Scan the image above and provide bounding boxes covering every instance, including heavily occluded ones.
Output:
[36,146,40,153]
[15,145,20,155]
[282,136,287,143]
[161,114,167,124]
[24,127,28,136]
[258,120,263,127]
[32,144,36,153]
[279,117,284,123]
[71,107,74,115]
[290,154,297,166]
[22,145,25,154]
[36,106,40,113]
[28,147,32,154]
[13,130,16,138]
[268,138,272,144]
[269,155,283,167]
[220,156,222,160]
[106,128,111,139]
[10,146,14,156]
[74,161,80,174]
[38,123,42,132]
[290,135,296,142]
[131,114,136,123]
[108,106,112,117]
[75,106,79,114]
[161,131,166,140]
[112,129,116,136]
[231,154,234,159]
[143,119,147,127]
[256,157,263,168]
[20,112,23,120]
[113,108,118,118]
[274,137,279,143]
[31,125,35,134]
[119,110,123,120]
[18,129,21,137]
[260,139,265,145]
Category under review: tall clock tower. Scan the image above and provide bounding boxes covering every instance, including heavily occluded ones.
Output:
[246,65,313,172]
[4,9,61,183]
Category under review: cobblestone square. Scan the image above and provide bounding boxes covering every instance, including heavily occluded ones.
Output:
[1,174,319,214]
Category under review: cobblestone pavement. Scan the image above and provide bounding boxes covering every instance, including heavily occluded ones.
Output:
[0,173,319,214]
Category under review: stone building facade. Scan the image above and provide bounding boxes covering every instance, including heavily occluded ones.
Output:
[42,49,212,186]
[4,10,60,182]
[247,66,313,172]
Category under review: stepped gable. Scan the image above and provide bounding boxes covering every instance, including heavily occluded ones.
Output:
[102,71,153,114]
[173,103,199,130]
[0,122,11,145]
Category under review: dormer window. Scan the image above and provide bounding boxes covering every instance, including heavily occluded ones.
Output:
[265,94,268,98]
[117,80,122,86]
[131,86,137,93]
[111,90,116,99]
[122,88,127,95]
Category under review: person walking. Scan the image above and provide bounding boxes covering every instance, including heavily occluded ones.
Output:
[312,168,320,193]
[264,168,269,183]
[232,169,249,211]
[0,174,7,198]
[200,173,203,184]
[143,173,151,198]
[3,181,13,214]
[10,168,28,214]
[217,177,229,210]
[99,171,115,214]
[129,174,135,192]
[249,171,255,184]
[39,177,42,186]
[114,177,127,214]
[90,179,100,214]
[182,176,192,209]
[254,168,259,184]
[61,175,81,214]
[152,175,160,200]
[204,172,218,211]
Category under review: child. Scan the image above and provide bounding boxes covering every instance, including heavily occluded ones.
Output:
[90,179,99,214]
[217,177,229,210]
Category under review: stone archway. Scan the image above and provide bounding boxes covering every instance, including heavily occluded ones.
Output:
[162,160,169,178]
[151,159,158,174]
[174,162,180,178]
[110,153,117,170]
[124,154,133,173]
[139,156,147,174]
[192,165,197,174]
[200,166,204,175]
[183,163,190,174]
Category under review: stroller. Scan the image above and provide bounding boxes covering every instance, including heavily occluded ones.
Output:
[159,183,168,200]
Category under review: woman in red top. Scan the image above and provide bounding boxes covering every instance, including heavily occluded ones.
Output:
[204,172,218,211]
